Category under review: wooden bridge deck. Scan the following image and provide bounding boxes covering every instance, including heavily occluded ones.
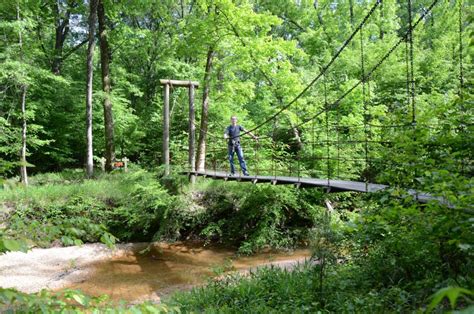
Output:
[188,170,440,204]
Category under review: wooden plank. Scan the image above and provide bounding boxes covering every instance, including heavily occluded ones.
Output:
[159,79,200,87]
[183,170,449,206]
[190,171,386,192]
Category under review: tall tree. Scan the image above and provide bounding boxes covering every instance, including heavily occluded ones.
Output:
[51,0,71,75]
[97,0,115,171]
[17,2,28,186]
[195,47,215,171]
[85,0,98,178]
[50,0,88,75]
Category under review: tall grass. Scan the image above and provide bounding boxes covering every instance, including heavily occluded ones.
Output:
[0,171,131,208]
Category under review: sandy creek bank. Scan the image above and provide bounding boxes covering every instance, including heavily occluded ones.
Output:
[0,242,311,303]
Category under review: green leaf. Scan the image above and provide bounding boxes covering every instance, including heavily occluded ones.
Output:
[73,239,83,246]
[0,289,18,302]
[100,232,117,248]
[72,293,87,306]
[1,238,27,252]
[428,286,474,312]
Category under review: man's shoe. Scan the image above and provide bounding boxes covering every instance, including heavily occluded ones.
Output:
[228,173,235,177]
[243,172,250,176]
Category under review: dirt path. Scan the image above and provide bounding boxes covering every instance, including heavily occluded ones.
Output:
[0,243,134,293]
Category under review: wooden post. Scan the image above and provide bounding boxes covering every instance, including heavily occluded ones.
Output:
[99,157,106,171]
[159,79,199,177]
[163,83,170,175]
[123,157,129,172]
[189,84,196,183]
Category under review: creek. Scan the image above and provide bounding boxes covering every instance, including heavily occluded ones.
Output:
[61,242,310,303]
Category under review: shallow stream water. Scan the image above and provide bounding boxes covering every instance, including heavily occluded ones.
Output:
[62,242,310,302]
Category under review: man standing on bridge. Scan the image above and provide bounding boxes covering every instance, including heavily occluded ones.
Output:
[224,116,258,176]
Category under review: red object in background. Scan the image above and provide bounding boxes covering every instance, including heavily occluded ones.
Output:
[114,161,124,167]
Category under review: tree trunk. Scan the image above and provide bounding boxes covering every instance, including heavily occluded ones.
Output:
[50,2,88,75]
[51,1,70,75]
[85,0,98,178]
[349,0,354,28]
[195,48,215,171]
[98,0,115,172]
[20,85,28,186]
[290,120,303,150]
[17,3,28,186]
[379,0,384,39]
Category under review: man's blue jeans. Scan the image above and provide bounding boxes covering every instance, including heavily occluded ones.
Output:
[228,144,248,175]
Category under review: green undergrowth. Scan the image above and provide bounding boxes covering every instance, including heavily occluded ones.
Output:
[169,262,473,313]
[1,170,472,313]
[156,177,333,254]
[0,169,178,249]
[165,175,473,313]
[0,288,178,313]
[1,169,328,253]
[167,189,473,313]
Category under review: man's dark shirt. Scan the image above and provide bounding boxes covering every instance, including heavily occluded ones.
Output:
[225,125,245,146]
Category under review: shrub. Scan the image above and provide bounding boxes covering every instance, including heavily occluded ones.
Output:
[157,181,324,254]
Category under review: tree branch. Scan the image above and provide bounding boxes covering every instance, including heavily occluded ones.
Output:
[277,14,305,31]
[62,38,88,59]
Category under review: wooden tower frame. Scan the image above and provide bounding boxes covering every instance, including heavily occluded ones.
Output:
[159,79,199,180]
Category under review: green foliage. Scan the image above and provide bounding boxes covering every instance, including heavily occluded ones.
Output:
[168,190,472,313]
[0,1,472,312]
[1,170,177,247]
[428,286,474,313]
[170,264,319,313]
[0,234,28,254]
[0,172,472,312]
[5,196,117,248]
[0,288,179,313]
[157,180,322,254]
[107,170,179,242]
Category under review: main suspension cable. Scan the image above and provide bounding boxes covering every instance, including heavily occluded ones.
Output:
[292,0,439,131]
[224,0,382,139]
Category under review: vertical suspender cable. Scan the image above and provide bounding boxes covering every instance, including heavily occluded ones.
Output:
[272,120,276,179]
[324,73,330,186]
[407,0,418,197]
[336,80,340,178]
[458,0,465,176]
[360,25,369,192]
[297,101,301,182]
[405,41,411,119]
[312,109,315,176]
[408,0,416,123]
[254,134,258,176]
[458,0,464,104]
[213,142,217,176]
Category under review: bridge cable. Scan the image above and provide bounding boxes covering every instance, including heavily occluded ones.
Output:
[458,0,464,105]
[324,72,330,186]
[408,0,416,125]
[297,88,301,181]
[458,0,466,176]
[359,23,369,192]
[291,0,439,132]
[201,0,381,148]
[193,0,439,179]
[219,0,382,139]
[407,0,419,196]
